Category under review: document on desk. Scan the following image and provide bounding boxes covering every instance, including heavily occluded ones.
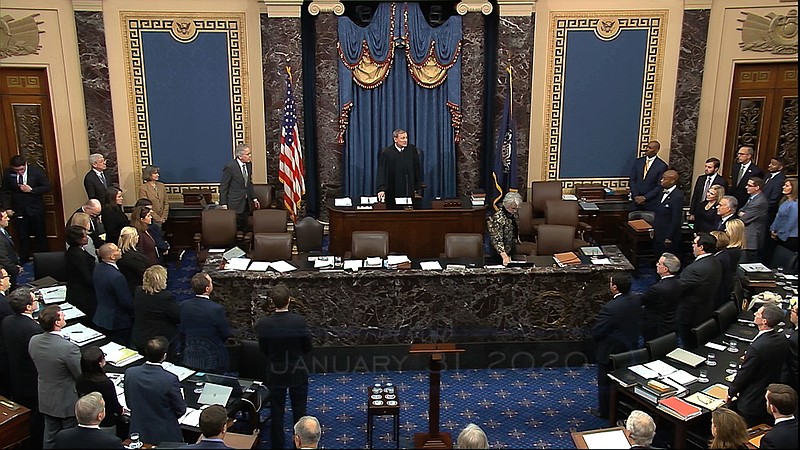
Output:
[269,260,297,273]
[590,258,612,265]
[704,341,727,351]
[107,373,125,397]
[684,392,725,411]
[101,342,142,367]
[364,257,383,268]
[179,407,203,427]
[667,369,698,386]
[666,348,706,367]
[62,323,105,346]
[420,261,443,271]
[387,255,411,266]
[628,364,658,379]
[60,303,86,321]
[39,285,67,304]
[581,429,631,449]
[343,260,362,271]
[247,261,270,271]
[162,362,196,381]
[643,360,678,377]
[226,257,251,271]
[314,257,334,269]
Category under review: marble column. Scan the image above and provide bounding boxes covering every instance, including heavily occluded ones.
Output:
[75,11,118,186]
[669,10,711,194]
[457,13,486,196]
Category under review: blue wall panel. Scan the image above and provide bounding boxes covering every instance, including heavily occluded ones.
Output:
[141,32,233,183]
[559,30,647,179]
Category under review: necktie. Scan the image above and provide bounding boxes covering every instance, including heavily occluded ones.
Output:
[702,176,713,199]
[17,174,23,185]
[643,159,651,178]
[241,164,248,185]
[99,172,106,186]
[737,165,746,184]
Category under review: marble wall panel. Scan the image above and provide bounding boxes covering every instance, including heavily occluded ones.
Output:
[261,15,303,208]
[75,11,118,186]
[458,14,486,196]
[314,14,342,221]
[669,10,710,195]
[497,14,534,192]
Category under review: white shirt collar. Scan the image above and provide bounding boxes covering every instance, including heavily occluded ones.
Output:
[78,424,101,429]
[663,185,676,195]
[395,144,404,152]
[92,168,104,176]
[695,253,713,261]
[774,415,795,425]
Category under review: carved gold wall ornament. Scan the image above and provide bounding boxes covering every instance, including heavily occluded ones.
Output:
[170,19,199,43]
[595,18,621,41]
[738,9,798,55]
[308,1,344,16]
[456,1,493,15]
[0,14,45,59]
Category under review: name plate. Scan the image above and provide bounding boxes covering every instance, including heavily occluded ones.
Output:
[334,197,353,207]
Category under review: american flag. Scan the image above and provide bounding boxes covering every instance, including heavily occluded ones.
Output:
[279,66,305,222]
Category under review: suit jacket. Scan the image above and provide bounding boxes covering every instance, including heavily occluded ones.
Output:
[762,171,786,218]
[652,187,684,245]
[65,245,96,318]
[93,262,134,331]
[731,162,765,206]
[28,331,82,417]
[690,173,729,216]
[630,156,667,210]
[729,329,789,418]
[102,206,129,247]
[738,193,769,250]
[1,314,42,400]
[641,276,682,340]
[256,311,313,386]
[132,288,181,351]
[0,228,19,280]
[714,248,737,308]
[54,425,124,449]
[180,296,233,372]
[678,254,722,326]
[591,293,642,366]
[781,327,798,391]
[139,181,169,222]
[219,159,255,214]
[118,250,150,294]
[125,363,186,444]
[178,439,232,449]
[83,170,108,201]
[760,417,797,449]
[4,164,51,216]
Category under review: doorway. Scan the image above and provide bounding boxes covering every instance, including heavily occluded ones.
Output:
[0,67,66,252]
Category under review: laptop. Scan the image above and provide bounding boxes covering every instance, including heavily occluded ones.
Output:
[197,383,233,407]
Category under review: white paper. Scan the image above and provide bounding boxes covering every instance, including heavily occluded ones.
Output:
[590,258,612,265]
[179,407,203,427]
[39,285,67,304]
[483,264,504,269]
[269,260,297,273]
[247,261,270,271]
[226,258,251,271]
[659,376,689,395]
[117,392,128,410]
[60,303,86,321]
[667,348,706,367]
[333,197,352,207]
[100,342,143,366]
[314,258,334,269]
[222,247,246,260]
[561,194,578,201]
[705,342,726,351]
[343,260,362,271]
[63,323,104,345]
[387,255,411,265]
[360,196,378,204]
[629,364,658,379]
[739,263,771,272]
[162,362,196,382]
[107,373,125,397]
[643,360,678,376]
[582,429,631,449]
[208,248,225,253]
[784,274,798,280]
[364,257,382,268]
[667,369,698,386]
[420,261,443,271]
[394,197,412,205]
[356,206,373,210]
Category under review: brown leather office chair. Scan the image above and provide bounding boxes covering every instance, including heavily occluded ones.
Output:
[442,233,483,259]
[252,184,273,208]
[252,232,293,261]
[544,199,591,248]
[194,209,246,266]
[530,181,562,226]
[252,209,288,234]
[517,202,535,241]
[294,216,324,255]
[532,224,577,256]
[350,231,389,258]
[32,251,69,282]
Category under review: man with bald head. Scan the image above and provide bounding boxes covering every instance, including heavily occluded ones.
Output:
[630,141,668,211]
[293,416,322,449]
[652,169,684,257]
[70,199,105,247]
[93,243,134,344]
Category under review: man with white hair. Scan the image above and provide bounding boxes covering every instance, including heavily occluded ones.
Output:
[456,423,488,449]
[625,410,656,448]
[70,198,105,247]
[84,153,109,201]
[293,416,322,449]
[54,392,123,449]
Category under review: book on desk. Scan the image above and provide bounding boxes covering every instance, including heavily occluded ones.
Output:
[658,396,702,420]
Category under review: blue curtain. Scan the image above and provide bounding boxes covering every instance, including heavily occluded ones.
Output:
[338,2,461,200]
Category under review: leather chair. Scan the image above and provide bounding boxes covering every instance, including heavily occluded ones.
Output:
[294,216,324,255]
[517,202,535,242]
[32,251,69,282]
[628,210,656,225]
[767,244,798,274]
[194,209,246,266]
[609,348,650,370]
[442,233,483,259]
[252,232,293,261]
[532,224,577,256]
[691,318,720,348]
[237,339,267,381]
[350,231,389,258]
[713,300,739,332]
[645,332,678,361]
[252,184,273,208]
[543,199,591,248]
[530,181,562,226]
[252,209,288,234]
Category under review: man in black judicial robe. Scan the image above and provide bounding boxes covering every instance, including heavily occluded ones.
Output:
[376,129,422,209]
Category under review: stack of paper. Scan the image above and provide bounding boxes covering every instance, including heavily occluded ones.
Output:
[106,373,125,397]
[226,258,251,271]
[162,362,196,381]
[101,342,143,367]
[553,252,581,266]
[667,348,706,367]
[247,261,270,271]
[60,303,86,321]
[386,255,411,269]
[313,257,334,269]
[343,260,362,271]
[420,261,443,271]
[179,407,203,427]
[39,285,67,304]
[364,257,382,268]
[269,260,297,273]
[62,323,105,346]
[643,360,679,377]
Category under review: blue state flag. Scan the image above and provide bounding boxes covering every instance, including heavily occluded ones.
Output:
[490,68,518,211]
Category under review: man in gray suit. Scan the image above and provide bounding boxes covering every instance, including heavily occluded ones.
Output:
[220,143,260,231]
[28,304,82,448]
[738,177,769,262]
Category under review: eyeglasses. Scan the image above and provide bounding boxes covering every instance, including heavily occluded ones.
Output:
[0,275,9,279]
[737,152,748,156]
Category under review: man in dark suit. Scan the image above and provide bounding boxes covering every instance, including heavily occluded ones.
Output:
[641,252,682,341]
[220,144,260,231]
[83,153,109,201]
[93,243,134,345]
[629,140,668,211]
[125,336,186,445]
[1,288,44,448]
[760,383,797,449]
[781,303,797,392]
[590,273,642,419]
[0,268,12,398]
[377,129,423,209]
[256,284,313,449]
[180,273,233,373]
[763,157,787,219]
[689,157,729,222]
[730,145,764,207]
[678,232,722,348]
[3,155,51,262]
[738,177,769,262]
[178,405,232,449]
[716,195,738,231]
[0,210,21,288]
[69,199,104,248]
[652,170,684,257]
[728,304,789,427]
[54,392,124,449]
[28,305,82,448]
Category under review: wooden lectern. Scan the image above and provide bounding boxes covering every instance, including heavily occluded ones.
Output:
[409,343,465,449]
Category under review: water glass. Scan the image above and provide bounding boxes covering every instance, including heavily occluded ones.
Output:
[777,267,785,277]
[706,353,717,366]
[698,369,709,383]
[726,361,738,375]
[727,340,739,353]
[129,433,141,449]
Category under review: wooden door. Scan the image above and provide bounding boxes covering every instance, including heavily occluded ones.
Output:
[0,67,66,250]
[724,62,798,178]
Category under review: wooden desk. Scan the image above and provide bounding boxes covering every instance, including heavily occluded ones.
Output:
[571,427,634,449]
[579,200,631,245]
[0,397,30,449]
[327,206,486,258]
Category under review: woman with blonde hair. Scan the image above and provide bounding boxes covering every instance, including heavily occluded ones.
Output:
[770,177,798,252]
[712,230,736,308]
[725,218,746,266]
[117,226,150,294]
[67,211,97,260]
[709,408,749,449]
[132,265,180,358]
[695,184,726,233]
